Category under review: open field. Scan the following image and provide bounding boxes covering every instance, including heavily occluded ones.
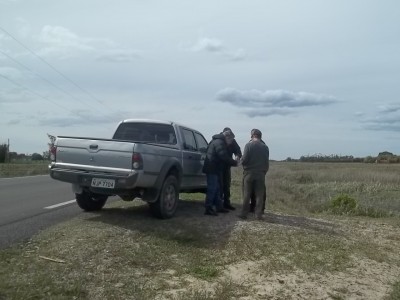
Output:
[0,161,49,178]
[0,162,399,299]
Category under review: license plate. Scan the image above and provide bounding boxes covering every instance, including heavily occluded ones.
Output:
[91,178,115,189]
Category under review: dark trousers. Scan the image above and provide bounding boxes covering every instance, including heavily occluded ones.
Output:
[241,172,266,217]
[205,174,222,209]
[219,166,231,206]
[250,185,266,212]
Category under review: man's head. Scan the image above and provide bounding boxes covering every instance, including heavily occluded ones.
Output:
[222,129,235,145]
[251,128,262,139]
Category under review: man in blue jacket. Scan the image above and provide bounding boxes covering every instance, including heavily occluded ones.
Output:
[202,130,238,216]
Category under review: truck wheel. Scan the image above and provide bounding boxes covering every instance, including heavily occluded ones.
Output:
[75,191,108,211]
[150,175,179,219]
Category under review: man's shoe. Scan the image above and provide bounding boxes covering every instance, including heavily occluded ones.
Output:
[224,204,236,210]
[256,215,264,221]
[217,208,229,213]
[237,214,247,220]
[204,208,218,216]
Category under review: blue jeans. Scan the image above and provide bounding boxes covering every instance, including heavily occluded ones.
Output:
[205,174,221,209]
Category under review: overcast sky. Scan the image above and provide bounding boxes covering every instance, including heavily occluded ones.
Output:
[1,0,399,160]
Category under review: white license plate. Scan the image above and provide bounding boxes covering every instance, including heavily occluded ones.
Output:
[91,178,115,189]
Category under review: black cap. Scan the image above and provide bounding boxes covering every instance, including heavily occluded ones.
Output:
[223,129,235,139]
[223,127,231,132]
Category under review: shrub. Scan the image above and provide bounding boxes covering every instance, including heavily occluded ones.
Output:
[31,153,43,161]
[330,194,358,215]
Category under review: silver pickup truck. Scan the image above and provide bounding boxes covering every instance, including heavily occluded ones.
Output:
[49,119,209,218]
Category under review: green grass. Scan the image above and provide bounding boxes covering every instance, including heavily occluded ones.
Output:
[0,161,49,178]
[386,281,400,300]
[189,265,219,280]
[1,162,400,299]
[266,162,400,218]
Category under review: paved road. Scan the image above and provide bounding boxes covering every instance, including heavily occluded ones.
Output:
[0,175,82,249]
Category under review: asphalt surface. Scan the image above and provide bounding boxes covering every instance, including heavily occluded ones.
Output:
[0,175,82,249]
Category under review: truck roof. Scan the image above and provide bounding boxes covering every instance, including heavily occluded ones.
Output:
[122,119,172,125]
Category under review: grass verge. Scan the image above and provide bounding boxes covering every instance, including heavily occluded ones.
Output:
[0,162,49,178]
[1,162,400,299]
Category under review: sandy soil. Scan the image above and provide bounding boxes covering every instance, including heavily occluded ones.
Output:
[162,210,400,300]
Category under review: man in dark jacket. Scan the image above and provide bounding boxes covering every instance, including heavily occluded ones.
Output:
[239,129,269,220]
[220,127,242,210]
[202,130,238,216]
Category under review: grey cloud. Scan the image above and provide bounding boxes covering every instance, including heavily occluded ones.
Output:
[360,113,400,132]
[6,119,21,125]
[362,120,400,132]
[378,103,400,114]
[35,25,139,62]
[0,32,10,43]
[38,110,124,127]
[359,103,400,132]
[0,67,22,79]
[189,37,247,61]
[216,88,338,109]
[0,89,30,103]
[37,26,95,58]
[245,108,294,118]
[16,17,31,38]
[225,48,246,61]
[191,37,224,52]
[96,49,140,63]
[354,111,365,117]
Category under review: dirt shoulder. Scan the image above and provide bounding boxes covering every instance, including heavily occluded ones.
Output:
[0,199,399,300]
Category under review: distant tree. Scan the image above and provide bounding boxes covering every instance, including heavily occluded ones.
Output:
[364,156,376,163]
[31,153,44,161]
[378,151,393,156]
[0,144,7,163]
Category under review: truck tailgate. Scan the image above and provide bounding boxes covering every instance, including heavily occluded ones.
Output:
[55,137,134,171]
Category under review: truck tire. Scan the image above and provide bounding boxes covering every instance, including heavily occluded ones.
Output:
[75,191,108,211]
[150,175,179,219]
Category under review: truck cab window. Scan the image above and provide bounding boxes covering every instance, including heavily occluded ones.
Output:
[113,123,176,144]
[194,132,208,153]
[181,129,197,151]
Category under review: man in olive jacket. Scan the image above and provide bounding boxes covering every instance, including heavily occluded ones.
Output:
[239,129,269,220]
[202,130,238,216]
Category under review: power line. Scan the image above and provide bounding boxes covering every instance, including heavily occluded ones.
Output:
[0,25,126,118]
[0,49,106,115]
[0,73,112,130]
[0,73,70,111]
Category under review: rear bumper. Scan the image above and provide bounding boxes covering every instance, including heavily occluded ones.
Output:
[49,167,140,190]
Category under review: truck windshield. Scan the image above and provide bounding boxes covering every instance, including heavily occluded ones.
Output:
[113,123,177,145]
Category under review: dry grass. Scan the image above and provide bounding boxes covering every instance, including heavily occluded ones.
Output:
[0,162,399,299]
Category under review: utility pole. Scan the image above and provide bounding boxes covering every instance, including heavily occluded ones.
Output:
[7,139,10,163]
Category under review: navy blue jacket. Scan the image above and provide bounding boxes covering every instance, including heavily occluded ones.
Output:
[202,134,237,174]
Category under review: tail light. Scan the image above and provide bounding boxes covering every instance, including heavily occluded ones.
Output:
[132,153,143,169]
[50,146,57,161]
